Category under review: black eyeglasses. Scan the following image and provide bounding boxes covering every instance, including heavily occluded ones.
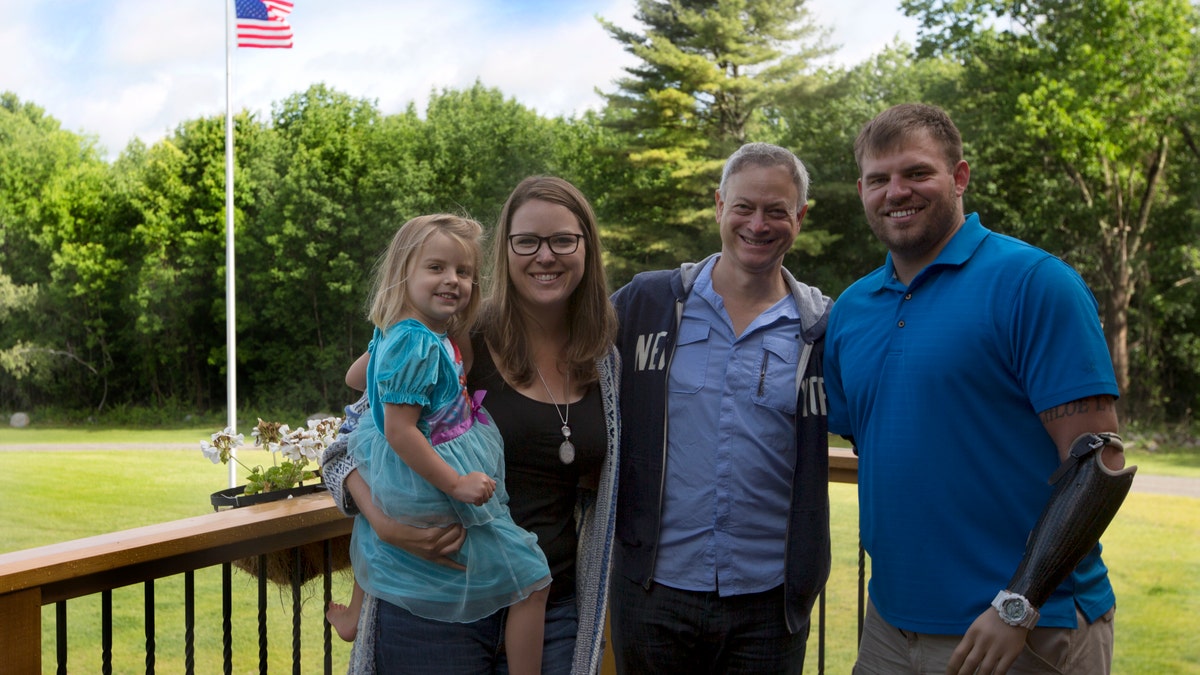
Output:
[508,233,584,256]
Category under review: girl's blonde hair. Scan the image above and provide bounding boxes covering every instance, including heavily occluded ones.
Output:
[367,214,484,336]
[480,176,617,387]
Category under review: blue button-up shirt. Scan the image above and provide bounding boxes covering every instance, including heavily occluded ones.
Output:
[654,258,802,595]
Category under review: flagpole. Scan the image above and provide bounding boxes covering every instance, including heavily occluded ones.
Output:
[224,0,238,488]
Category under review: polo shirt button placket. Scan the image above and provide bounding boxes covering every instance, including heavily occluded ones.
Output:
[899,292,912,327]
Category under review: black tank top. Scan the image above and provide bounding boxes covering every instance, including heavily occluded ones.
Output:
[467,332,606,597]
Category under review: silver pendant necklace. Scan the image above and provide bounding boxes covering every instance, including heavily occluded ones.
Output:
[535,365,574,464]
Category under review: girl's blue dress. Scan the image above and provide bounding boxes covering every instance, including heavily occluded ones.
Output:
[348,318,550,622]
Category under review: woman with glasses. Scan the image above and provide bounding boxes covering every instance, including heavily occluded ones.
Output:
[323,176,620,675]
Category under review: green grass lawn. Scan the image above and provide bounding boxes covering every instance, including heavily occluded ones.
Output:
[1,429,1197,673]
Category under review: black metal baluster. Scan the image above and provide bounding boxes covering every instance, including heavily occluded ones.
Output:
[55,600,67,675]
[324,540,333,675]
[258,555,269,675]
[223,562,233,675]
[818,589,827,674]
[857,539,866,645]
[145,580,156,674]
[292,547,303,675]
[102,590,113,674]
[184,571,195,675]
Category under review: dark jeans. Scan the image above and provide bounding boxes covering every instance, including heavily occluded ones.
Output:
[610,576,807,674]
[374,591,578,674]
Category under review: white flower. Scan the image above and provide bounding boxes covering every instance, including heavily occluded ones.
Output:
[209,427,244,447]
[297,437,324,462]
[311,417,342,447]
[252,421,290,454]
[279,425,316,461]
[200,440,222,464]
[201,427,245,464]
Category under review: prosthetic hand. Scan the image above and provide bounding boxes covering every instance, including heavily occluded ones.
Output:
[997,433,1136,626]
[950,433,1134,674]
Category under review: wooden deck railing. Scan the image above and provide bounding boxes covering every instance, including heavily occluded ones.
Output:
[829,446,858,484]
[0,449,859,674]
[0,492,353,674]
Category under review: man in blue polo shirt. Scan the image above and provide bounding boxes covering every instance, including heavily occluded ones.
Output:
[825,103,1136,674]
[610,142,832,674]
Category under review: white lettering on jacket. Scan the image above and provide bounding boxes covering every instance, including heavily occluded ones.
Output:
[800,375,827,417]
[634,331,669,371]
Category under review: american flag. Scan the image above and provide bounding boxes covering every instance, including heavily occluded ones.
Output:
[235,0,294,49]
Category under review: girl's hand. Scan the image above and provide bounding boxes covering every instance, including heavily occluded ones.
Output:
[452,471,497,506]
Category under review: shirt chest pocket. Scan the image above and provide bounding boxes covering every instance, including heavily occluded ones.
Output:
[752,335,799,414]
[667,319,710,394]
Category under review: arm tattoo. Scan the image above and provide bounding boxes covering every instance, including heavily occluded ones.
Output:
[1039,396,1112,425]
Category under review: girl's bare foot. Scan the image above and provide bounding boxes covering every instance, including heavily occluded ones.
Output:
[326,601,358,642]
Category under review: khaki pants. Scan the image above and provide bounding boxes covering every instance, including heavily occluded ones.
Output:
[853,599,1115,674]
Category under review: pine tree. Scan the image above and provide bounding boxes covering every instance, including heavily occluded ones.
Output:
[596,0,832,281]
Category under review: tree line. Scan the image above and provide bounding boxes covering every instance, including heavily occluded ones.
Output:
[2,0,1198,425]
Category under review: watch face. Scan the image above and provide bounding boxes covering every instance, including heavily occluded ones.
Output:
[1001,597,1028,621]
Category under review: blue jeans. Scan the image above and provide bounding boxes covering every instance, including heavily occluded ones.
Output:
[374,591,578,674]
[610,576,808,674]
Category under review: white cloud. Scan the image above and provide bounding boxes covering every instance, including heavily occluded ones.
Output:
[808,0,921,65]
[3,0,914,159]
[0,3,50,107]
[102,1,218,67]
[480,2,636,116]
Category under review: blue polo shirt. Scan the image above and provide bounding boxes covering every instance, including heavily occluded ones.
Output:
[655,257,802,595]
[824,214,1119,633]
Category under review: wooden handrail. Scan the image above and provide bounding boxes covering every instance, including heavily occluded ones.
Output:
[830,446,857,484]
[0,492,352,674]
[0,492,351,601]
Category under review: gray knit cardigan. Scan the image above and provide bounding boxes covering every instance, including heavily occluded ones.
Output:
[320,347,621,675]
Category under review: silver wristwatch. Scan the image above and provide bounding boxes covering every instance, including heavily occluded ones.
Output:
[991,590,1040,629]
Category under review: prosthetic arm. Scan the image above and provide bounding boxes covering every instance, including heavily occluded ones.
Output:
[993,433,1136,627]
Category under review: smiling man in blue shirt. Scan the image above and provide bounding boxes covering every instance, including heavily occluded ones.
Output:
[825,103,1135,675]
[610,142,833,674]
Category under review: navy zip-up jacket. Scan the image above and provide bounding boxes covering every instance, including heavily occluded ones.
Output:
[610,254,833,634]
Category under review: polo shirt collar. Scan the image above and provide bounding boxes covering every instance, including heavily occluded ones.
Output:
[875,212,987,291]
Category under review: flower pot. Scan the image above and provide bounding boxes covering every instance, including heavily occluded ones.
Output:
[209,482,327,510]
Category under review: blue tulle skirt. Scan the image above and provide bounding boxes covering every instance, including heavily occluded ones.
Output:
[348,407,550,622]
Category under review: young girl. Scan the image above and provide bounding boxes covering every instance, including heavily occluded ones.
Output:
[328,214,550,674]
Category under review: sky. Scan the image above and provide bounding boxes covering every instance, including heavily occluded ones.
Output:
[0,0,920,160]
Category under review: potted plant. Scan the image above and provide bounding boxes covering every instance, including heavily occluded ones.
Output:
[201,416,351,583]
[201,417,340,507]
